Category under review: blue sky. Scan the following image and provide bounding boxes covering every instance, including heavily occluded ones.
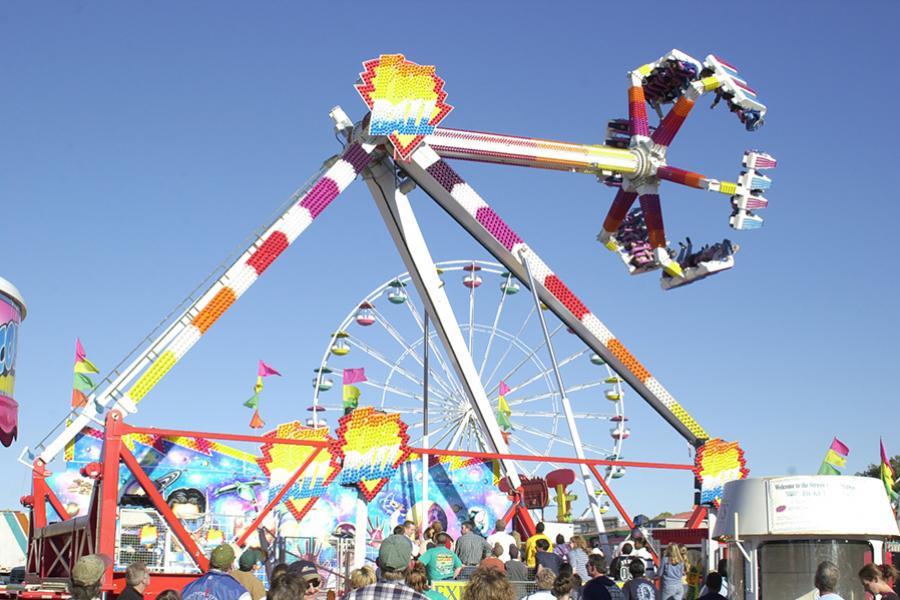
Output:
[2,1,899,520]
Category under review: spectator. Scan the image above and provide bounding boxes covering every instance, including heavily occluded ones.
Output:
[269,564,289,587]
[525,523,552,568]
[657,545,685,600]
[182,545,251,600]
[813,560,843,600]
[480,544,507,574]
[487,520,516,563]
[120,561,151,600]
[553,535,570,561]
[285,561,320,600]
[582,555,621,600]
[858,563,899,600]
[697,573,726,600]
[266,574,306,600]
[698,560,728,597]
[349,567,376,591]
[418,533,462,581]
[630,539,652,576]
[70,554,111,600]
[456,521,491,570]
[552,574,575,600]
[156,591,180,600]
[621,560,654,600]
[229,549,267,600]
[461,567,515,600]
[609,544,633,583]
[558,565,581,600]
[567,537,590,581]
[505,544,529,582]
[347,534,426,600]
[405,562,433,599]
[536,539,563,576]
[523,569,557,600]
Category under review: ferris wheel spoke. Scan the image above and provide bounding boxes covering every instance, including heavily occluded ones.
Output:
[362,379,457,411]
[477,282,510,379]
[510,410,614,419]
[431,417,463,448]
[514,423,612,456]
[507,380,604,407]
[398,301,468,400]
[504,348,588,397]
[482,305,536,392]
[447,411,472,450]
[368,308,460,399]
[347,337,457,401]
[486,324,564,397]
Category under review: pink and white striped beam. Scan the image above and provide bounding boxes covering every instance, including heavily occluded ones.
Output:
[401,144,709,445]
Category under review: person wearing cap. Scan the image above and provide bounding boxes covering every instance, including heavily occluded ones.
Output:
[119,561,151,600]
[70,554,112,600]
[182,544,251,600]
[346,533,427,600]
[229,549,267,600]
[285,561,322,600]
[486,520,516,563]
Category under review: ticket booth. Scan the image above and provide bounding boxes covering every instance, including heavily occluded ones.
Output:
[714,476,899,600]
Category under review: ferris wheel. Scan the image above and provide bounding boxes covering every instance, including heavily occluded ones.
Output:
[311,259,630,483]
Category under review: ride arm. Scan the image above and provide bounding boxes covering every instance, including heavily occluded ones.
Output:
[30,141,378,467]
[428,127,639,176]
[400,142,709,446]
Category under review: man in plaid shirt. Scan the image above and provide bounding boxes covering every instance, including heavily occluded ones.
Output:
[347,534,427,600]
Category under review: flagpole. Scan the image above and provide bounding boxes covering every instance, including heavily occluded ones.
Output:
[422,312,430,538]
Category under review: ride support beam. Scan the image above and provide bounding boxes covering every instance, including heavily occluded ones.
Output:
[400,142,709,446]
[98,411,125,590]
[362,157,521,488]
[234,447,323,547]
[35,140,378,467]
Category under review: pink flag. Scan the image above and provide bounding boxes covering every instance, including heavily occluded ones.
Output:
[75,338,87,362]
[499,381,510,396]
[343,368,367,385]
[258,360,281,377]
[830,437,850,457]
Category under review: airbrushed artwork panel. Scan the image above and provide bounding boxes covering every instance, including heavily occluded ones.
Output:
[49,423,510,573]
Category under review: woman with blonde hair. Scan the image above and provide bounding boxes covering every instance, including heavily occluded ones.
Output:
[566,536,589,581]
[657,545,685,600]
[858,563,899,599]
[349,566,376,591]
[462,566,515,600]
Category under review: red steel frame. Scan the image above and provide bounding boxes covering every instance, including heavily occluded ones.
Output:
[26,414,693,595]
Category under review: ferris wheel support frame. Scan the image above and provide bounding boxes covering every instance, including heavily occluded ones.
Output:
[361,157,522,488]
[520,250,608,542]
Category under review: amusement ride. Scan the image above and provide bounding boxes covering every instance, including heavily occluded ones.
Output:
[10,48,774,593]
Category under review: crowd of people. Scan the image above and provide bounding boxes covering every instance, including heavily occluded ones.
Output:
[65,522,899,600]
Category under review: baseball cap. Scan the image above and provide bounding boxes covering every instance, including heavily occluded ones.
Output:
[287,560,320,583]
[238,548,262,571]
[72,554,112,586]
[378,534,412,571]
[210,544,236,570]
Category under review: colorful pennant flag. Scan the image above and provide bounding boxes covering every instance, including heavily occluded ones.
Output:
[244,360,280,429]
[881,438,898,502]
[817,437,849,475]
[67,339,100,462]
[72,339,99,409]
[497,381,512,431]
[343,368,366,414]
